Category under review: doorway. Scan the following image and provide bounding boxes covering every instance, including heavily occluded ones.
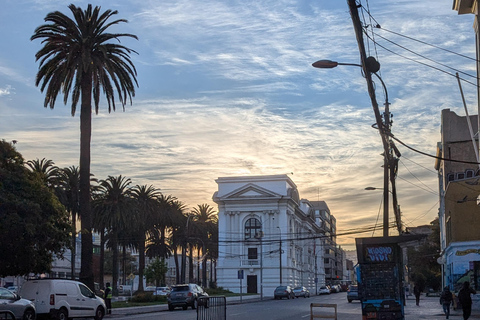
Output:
[247,275,257,293]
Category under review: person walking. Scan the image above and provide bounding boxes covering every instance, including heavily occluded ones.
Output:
[440,286,453,319]
[414,284,421,306]
[104,282,112,315]
[458,281,476,320]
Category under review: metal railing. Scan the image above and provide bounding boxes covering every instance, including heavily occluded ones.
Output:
[197,296,226,320]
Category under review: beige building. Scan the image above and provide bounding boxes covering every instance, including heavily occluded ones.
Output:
[435,109,480,291]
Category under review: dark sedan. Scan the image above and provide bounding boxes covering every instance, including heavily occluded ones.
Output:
[274,285,295,299]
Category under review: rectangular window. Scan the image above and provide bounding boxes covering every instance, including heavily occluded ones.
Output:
[248,248,258,260]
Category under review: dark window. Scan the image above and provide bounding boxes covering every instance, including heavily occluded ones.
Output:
[248,248,258,260]
[245,218,262,239]
[466,170,474,178]
[457,173,465,180]
[447,173,455,182]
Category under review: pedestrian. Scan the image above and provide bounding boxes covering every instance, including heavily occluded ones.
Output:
[458,281,476,320]
[104,282,112,315]
[440,286,453,319]
[414,284,421,306]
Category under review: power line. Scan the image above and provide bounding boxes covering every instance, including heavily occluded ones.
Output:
[374,26,477,62]
[372,31,477,81]
[391,134,480,165]
[364,33,479,87]
[399,159,438,195]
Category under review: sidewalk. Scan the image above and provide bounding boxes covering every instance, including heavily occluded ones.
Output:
[404,294,480,319]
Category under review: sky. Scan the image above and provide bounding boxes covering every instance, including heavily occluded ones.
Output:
[0,0,477,250]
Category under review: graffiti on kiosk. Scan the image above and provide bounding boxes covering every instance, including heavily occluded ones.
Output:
[365,246,393,262]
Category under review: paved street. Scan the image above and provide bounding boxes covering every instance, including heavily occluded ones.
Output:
[107,292,480,320]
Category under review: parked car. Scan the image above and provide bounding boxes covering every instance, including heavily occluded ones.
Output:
[167,284,208,311]
[330,285,340,293]
[145,286,156,292]
[318,286,331,295]
[0,287,36,320]
[293,286,310,298]
[20,279,106,320]
[6,286,19,294]
[347,285,360,303]
[154,286,171,296]
[274,285,295,299]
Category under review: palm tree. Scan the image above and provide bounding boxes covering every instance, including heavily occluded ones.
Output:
[26,158,59,188]
[56,166,80,279]
[130,185,161,292]
[31,4,138,289]
[93,175,133,295]
[191,204,217,286]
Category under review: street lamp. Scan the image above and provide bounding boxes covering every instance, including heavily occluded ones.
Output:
[277,226,282,285]
[313,58,392,237]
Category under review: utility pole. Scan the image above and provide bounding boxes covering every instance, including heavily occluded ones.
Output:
[347,0,392,237]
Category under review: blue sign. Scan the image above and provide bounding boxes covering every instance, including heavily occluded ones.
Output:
[238,270,244,279]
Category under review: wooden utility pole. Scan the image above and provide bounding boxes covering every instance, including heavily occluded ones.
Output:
[347,0,392,237]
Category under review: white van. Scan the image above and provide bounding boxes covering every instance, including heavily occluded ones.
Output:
[20,279,106,320]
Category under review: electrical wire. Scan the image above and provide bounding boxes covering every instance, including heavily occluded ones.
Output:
[358,6,477,62]
[391,134,480,165]
[372,32,477,81]
[364,33,479,87]
[402,155,438,175]
[399,159,438,195]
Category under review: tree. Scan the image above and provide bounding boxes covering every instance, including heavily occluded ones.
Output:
[93,175,133,294]
[131,185,161,292]
[191,204,217,286]
[31,4,138,290]
[407,218,442,291]
[144,258,168,287]
[55,166,80,279]
[26,158,59,188]
[0,140,70,276]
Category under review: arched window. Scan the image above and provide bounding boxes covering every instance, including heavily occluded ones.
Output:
[245,218,262,240]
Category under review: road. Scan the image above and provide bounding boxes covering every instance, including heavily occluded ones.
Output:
[109,292,361,320]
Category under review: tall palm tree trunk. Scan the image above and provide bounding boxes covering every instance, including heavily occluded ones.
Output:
[71,211,76,279]
[122,245,127,285]
[79,77,94,290]
[112,239,119,296]
[138,233,145,292]
[181,246,186,284]
[197,247,200,285]
[99,231,105,289]
[188,244,194,283]
[174,250,180,284]
[202,246,207,287]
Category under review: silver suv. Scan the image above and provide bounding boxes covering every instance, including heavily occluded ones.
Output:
[167,284,208,311]
[0,287,36,320]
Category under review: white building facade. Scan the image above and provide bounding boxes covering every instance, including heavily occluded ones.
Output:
[213,175,326,296]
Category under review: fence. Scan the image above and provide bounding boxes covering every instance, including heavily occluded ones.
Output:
[197,296,226,320]
[310,303,337,320]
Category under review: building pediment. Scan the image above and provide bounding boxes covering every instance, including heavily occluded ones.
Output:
[219,183,283,200]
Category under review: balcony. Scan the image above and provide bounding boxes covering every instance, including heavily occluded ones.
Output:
[241,259,259,266]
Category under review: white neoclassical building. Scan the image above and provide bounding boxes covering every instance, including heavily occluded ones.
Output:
[213,174,326,297]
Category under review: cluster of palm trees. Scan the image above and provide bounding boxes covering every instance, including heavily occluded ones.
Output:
[26,158,218,294]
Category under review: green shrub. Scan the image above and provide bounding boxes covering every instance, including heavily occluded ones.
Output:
[205,286,233,296]
[129,292,167,303]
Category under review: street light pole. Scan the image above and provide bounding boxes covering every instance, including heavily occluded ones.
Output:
[277,226,282,285]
